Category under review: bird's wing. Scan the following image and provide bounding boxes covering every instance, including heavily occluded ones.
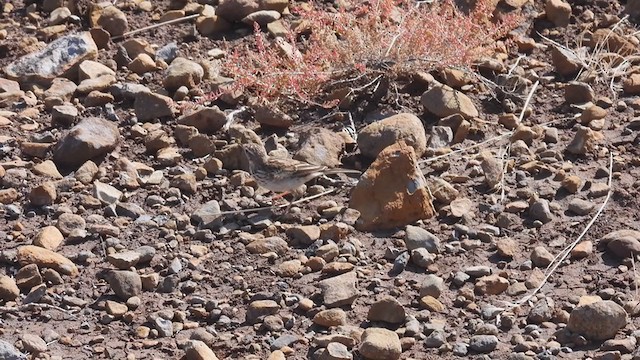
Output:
[268,158,327,175]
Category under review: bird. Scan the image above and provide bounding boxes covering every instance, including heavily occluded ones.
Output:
[241,142,361,195]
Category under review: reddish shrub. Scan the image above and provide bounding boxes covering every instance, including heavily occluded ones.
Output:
[218,0,520,105]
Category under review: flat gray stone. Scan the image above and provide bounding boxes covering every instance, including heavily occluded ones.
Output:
[4,32,97,83]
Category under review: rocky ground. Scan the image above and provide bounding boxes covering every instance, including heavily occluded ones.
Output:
[2,0,640,359]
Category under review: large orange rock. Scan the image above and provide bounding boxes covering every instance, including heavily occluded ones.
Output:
[350,142,434,231]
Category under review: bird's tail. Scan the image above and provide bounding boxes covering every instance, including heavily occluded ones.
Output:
[323,168,362,176]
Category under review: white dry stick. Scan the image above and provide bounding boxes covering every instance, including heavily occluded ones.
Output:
[506,151,614,310]
[632,255,639,301]
[498,145,510,203]
[112,14,200,40]
[518,80,539,124]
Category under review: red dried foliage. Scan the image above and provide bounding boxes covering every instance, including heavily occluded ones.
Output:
[219,0,520,105]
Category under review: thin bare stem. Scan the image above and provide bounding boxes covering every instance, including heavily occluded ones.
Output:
[507,151,614,309]
[112,14,199,40]
[518,80,539,124]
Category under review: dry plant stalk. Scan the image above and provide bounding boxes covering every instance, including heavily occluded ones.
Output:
[219,0,520,105]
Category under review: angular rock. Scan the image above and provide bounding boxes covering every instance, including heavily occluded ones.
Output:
[4,32,98,83]
[357,113,427,158]
[0,340,25,360]
[529,198,553,223]
[475,274,509,295]
[359,328,401,360]
[177,106,227,134]
[531,246,554,267]
[56,213,86,236]
[33,226,64,250]
[564,81,594,104]
[20,334,47,354]
[29,182,57,206]
[318,271,358,308]
[53,117,119,168]
[551,46,584,76]
[319,342,352,360]
[93,181,123,205]
[32,160,62,179]
[286,225,321,245]
[185,340,220,360]
[191,200,222,229]
[134,92,174,121]
[469,335,498,353]
[106,270,142,300]
[75,160,99,184]
[164,57,204,90]
[419,274,445,298]
[107,251,141,269]
[568,198,595,215]
[350,142,434,231]
[253,103,293,128]
[246,300,279,323]
[0,275,19,301]
[367,297,405,324]
[97,6,128,36]
[215,0,260,22]
[421,85,478,119]
[566,125,603,155]
[546,0,571,27]
[294,127,346,167]
[404,225,440,252]
[15,264,42,291]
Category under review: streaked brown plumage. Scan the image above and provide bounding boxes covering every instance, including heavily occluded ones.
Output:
[242,143,360,193]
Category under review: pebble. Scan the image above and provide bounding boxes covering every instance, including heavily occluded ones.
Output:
[318,271,358,308]
[529,198,553,223]
[313,309,347,327]
[475,274,509,295]
[0,340,25,359]
[531,246,554,267]
[469,335,498,353]
[419,274,445,298]
[367,297,405,324]
[154,317,173,337]
[185,340,220,360]
[319,342,352,360]
[568,198,596,215]
[246,300,279,323]
[357,113,427,158]
[32,225,64,250]
[0,275,19,301]
[567,300,627,340]
[411,248,436,268]
[424,330,447,348]
[21,334,47,353]
[106,270,142,300]
[359,328,402,360]
[404,225,440,253]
